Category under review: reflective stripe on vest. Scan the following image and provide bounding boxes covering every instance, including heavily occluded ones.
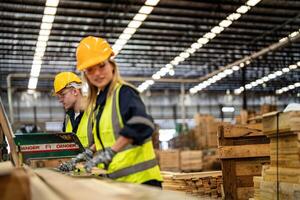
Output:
[107,159,157,179]
[95,83,162,183]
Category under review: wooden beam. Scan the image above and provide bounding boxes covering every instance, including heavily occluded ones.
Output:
[218,144,270,159]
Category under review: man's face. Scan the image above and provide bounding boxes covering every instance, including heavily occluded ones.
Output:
[56,88,77,110]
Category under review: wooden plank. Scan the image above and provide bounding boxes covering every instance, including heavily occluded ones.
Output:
[223,124,263,138]
[0,165,30,200]
[222,159,237,200]
[218,144,270,159]
[237,187,254,200]
[0,99,19,166]
[236,176,254,187]
[262,111,300,135]
[235,159,269,176]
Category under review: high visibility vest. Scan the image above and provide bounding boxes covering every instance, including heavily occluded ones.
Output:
[93,83,162,183]
[65,110,93,148]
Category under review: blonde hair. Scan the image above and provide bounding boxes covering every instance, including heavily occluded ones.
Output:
[84,59,136,109]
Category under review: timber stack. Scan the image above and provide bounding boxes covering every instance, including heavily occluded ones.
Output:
[218,123,270,200]
[162,171,223,199]
[253,111,300,200]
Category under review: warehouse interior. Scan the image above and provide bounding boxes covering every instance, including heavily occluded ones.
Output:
[0,0,300,199]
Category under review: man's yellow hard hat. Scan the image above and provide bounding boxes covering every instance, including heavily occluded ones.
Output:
[53,72,82,94]
[76,36,113,71]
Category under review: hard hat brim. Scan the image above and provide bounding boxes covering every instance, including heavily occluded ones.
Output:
[77,51,112,71]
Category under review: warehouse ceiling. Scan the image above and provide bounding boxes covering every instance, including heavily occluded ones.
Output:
[1,0,300,95]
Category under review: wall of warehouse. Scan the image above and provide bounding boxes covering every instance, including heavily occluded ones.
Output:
[1,89,298,132]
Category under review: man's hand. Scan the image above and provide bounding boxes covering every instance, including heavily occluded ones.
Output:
[58,148,93,172]
[84,147,116,173]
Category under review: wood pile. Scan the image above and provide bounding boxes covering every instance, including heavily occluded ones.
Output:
[157,150,203,172]
[194,114,223,148]
[180,150,203,172]
[158,149,181,172]
[162,171,223,199]
[0,161,195,200]
[218,123,270,200]
[253,111,300,200]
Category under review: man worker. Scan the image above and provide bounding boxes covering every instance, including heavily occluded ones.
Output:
[53,72,94,171]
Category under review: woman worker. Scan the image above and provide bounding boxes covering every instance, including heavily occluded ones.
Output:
[76,36,162,187]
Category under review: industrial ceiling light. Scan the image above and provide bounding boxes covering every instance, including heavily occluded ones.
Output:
[141,0,262,93]
[236,5,250,14]
[211,26,224,34]
[198,37,209,44]
[133,13,148,21]
[227,13,241,21]
[246,0,261,6]
[42,15,55,23]
[46,0,59,7]
[145,0,160,6]
[123,27,136,34]
[232,65,240,71]
[128,20,142,28]
[191,42,202,49]
[139,6,154,14]
[234,61,299,94]
[119,33,132,40]
[219,20,232,28]
[44,7,57,15]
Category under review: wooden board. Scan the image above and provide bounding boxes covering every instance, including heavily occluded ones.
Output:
[218,144,270,159]
[262,111,300,135]
[235,159,269,176]
[223,124,263,138]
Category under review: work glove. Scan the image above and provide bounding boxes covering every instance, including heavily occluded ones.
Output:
[84,147,116,173]
[58,148,94,172]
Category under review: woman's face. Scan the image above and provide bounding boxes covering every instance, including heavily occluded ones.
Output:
[84,60,114,90]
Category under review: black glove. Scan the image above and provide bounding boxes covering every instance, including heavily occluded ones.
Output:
[84,147,116,173]
[58,148,94,172]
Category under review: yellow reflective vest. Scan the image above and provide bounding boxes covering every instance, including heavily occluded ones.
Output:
[65,110,92,148]
[93,83,162,183]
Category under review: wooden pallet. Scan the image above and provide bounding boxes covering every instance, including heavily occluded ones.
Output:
[218,124,270,200]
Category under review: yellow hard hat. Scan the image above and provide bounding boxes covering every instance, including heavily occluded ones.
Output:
[76,36,113,71]
[53,72,82,94]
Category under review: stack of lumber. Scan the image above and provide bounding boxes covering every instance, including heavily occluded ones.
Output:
[180,150,203,172]
[157,150,203,172]
[0,161,195,200]
[162,171,223,199]
[194,114,223,148]
[253,111,300,200]
[158,149,181,172]
[218,123,270,200]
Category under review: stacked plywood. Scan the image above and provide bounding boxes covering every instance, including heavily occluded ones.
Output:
[158,149,181,172]
[218,123,270,200]
[254,111,300,200]
[194,114,222,148]
[180,150,203,172]
[162,171,223,199]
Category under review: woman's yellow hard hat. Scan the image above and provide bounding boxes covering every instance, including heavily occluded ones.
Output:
[76,36,113,71]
